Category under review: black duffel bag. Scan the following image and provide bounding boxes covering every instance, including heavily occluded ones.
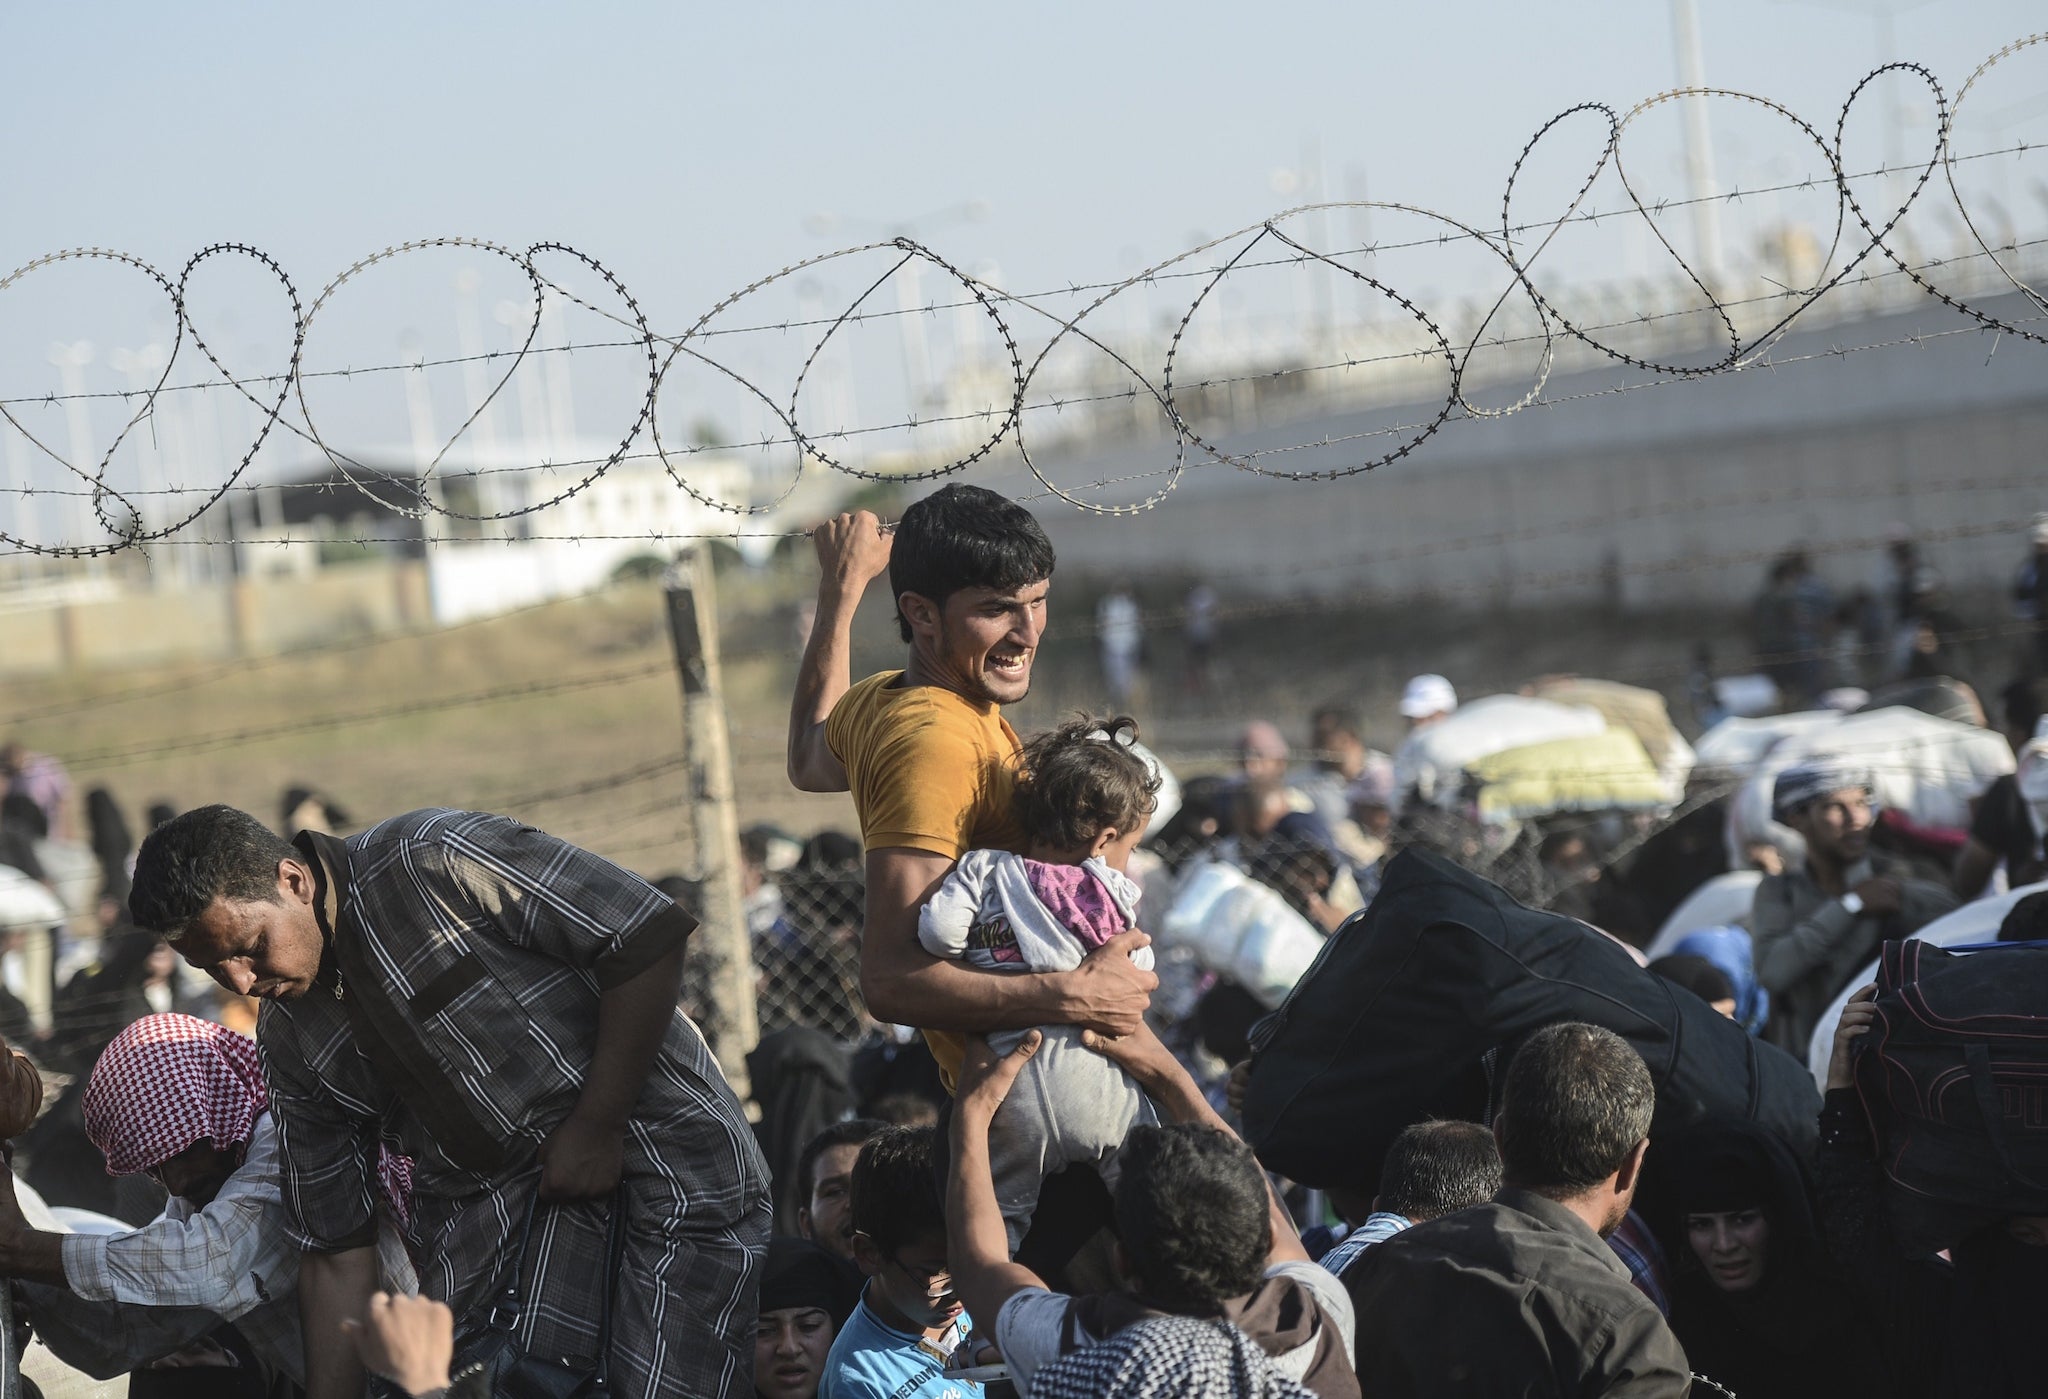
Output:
[1243,847,1819,1194]
[1854,938,2048,1255]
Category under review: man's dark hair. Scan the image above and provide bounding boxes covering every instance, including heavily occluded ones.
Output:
[796,1117,888,1206]
[1378,1120,1503,1222]
[1114,1124,1270,1314]
[1999,890,2048,944]
[129,804,300,940]
[2001,677,2048,737]
[1496,1022,1654,1197]
[1016,715,1161,851]
[848,1125,944,1255]
[888,484,1055,643]
[1648,954,1735,1008]
[1310,705,1362,745]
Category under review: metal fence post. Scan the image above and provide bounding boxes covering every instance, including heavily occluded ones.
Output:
[662,549,759,1098]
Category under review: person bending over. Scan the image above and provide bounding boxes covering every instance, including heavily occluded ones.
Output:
[1316,1120,1500,1283]
[1342,1023,1691,1397]
[129,804,769,1399]
[0,1014,412,1390]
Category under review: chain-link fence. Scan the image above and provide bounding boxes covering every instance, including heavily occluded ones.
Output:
[704,781,1779,1069]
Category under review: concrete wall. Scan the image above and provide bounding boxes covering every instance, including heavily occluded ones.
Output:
[0,560,431,676]
[984,288,2048,613]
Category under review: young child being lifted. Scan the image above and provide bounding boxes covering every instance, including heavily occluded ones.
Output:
[917,714,1162,1249]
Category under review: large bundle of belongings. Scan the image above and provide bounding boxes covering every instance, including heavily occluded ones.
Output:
[1709,705,2013,866]
[1851,933,2048,1256]
[1243,848,1820,1196]
[1396,686,1691,822]
[1161,861,1326,1010]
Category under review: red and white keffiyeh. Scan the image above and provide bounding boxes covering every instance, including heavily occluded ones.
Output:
[83,1013,265,1176]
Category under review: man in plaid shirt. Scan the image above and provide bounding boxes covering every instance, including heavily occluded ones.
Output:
[131,805,771,1399]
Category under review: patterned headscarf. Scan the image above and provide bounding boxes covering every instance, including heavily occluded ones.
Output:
[1770,760,1875,824]
[1028,1318,1316,1399]
[83,1013,265,1175]
[82,1011,414,1225]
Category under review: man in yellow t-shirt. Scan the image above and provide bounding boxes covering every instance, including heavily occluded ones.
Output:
[787,483,1155,1087]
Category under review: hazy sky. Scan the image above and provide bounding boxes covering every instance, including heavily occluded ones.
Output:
[7,1,2040,317]
[2,1,2042,538]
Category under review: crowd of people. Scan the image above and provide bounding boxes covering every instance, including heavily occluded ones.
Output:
[0,483,2041,1397]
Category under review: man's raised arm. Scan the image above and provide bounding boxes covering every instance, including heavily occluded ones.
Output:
[787,512,892,792]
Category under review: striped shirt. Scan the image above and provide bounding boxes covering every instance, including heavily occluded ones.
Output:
[259,808,771,1398]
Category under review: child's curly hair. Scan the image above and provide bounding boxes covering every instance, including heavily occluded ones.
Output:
[1015,714,1162,852]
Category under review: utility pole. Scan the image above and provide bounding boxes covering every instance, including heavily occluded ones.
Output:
[662,547,758,1095]
[1669,0,1726,288]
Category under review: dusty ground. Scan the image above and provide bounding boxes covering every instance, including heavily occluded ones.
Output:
[0,557,1775,879]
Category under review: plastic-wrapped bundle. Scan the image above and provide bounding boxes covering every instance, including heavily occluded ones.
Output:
[1730,707,2014,858]
[1393,694,1607,810]
[1159,860,1325,1010]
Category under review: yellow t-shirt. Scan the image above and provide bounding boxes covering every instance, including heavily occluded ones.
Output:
[825,670,1027,1085]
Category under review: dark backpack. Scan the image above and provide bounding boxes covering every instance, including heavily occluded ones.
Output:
[1243,847,1819,1194]
[1854,938,2048,1255]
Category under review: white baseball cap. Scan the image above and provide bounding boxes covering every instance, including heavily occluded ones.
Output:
[1400,673,1458,719]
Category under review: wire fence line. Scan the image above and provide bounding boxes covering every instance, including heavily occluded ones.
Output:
[1,34,2043,555]
[12,287,2046,562]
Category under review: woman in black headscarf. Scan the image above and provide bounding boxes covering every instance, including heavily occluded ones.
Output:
[1659,1119,1896,1399]
[755,1237,856,1399]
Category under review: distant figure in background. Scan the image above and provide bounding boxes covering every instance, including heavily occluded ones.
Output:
[84,787,136,905]
[1955,680,2048,899]
[1398,674,1456,732]
[1751,761,1958,1054]
[1097,585,1143,706]
[1878,527,1919,645]
[1183,582,1217,694]
[1237,721,1292,787]
[1390,675,1457,810]
[1753,551,1832,706]
[750,1024,855,1235]
[279,785,350,837]
[2014,512,2048,675]
[1293,706,1369,836]
[1,741,74,842]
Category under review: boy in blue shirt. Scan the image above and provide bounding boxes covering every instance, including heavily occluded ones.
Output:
[822,1126,981,1399]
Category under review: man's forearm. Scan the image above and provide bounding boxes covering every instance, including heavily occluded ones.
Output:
[574,942,684,1128]
[786,581,860,791]
[0,1227,69,1286]
[946,1104,1045,1330]
[863,954,1082,1036]
[1122,1050,1229,1134]
[302,1246,379,1399]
